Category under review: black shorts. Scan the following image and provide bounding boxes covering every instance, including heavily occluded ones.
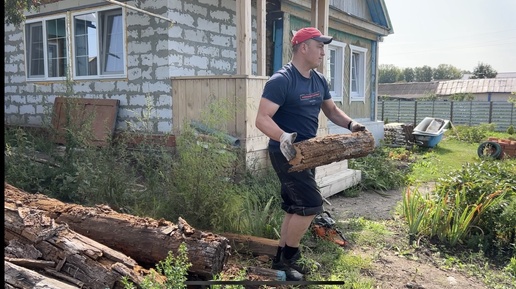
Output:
[268,146,323,216]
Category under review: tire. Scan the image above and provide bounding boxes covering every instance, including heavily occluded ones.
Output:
[477,141,503,159]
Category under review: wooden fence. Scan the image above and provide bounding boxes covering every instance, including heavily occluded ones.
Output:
[378,100,516,131]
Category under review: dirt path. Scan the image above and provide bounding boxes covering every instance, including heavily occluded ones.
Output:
[324,183,490,289]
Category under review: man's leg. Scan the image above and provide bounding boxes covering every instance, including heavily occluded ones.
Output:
[284,214,315,247]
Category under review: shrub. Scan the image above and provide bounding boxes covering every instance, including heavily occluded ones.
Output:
[435,161,516,258]
[4,98,284,239]
[447,124,495,143]
[121,243,191,289]
[348,146,409,192]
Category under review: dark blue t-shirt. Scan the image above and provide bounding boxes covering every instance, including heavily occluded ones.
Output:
[262,62,331,147]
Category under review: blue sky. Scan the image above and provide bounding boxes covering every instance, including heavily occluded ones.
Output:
[379,0,516,73]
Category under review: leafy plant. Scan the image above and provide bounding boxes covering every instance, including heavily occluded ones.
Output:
[404,160,516,258]
[446,124,495,143]
[348,146,408,192]
[402,188,427,243]
[121,243,191,289]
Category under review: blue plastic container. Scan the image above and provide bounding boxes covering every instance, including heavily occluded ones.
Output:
[412,117,451,148]
[413,132,444,148]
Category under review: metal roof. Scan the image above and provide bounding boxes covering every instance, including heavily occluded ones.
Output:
[436,78,516,95]
[379,78,516,99]
[378,82,439,98]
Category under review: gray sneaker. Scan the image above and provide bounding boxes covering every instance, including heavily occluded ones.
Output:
[271,259,304,281]
[280,250,321,275]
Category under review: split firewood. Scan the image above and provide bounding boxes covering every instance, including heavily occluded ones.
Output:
[4,182,230,278]
[288,131,375,172]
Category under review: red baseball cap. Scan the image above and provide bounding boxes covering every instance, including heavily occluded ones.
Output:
[291,27,333,46]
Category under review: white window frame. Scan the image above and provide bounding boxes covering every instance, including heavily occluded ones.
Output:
[72,7,126,80]
[25,14,68,81]
[349,44,367,103]
[326,40,346,102]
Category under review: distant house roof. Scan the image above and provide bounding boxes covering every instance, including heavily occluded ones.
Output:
[462,72,516,79]
[378,82,439,99]
[436,78,516,95]
[379,78,516,99]
[496,72,516,78]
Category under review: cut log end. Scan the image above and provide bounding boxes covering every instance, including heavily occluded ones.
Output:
[288,131,375,172]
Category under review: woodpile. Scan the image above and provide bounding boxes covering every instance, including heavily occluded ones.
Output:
[288,131,375,172]
[4,182,231,288]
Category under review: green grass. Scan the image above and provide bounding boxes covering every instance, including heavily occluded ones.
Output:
[409,138,480,183]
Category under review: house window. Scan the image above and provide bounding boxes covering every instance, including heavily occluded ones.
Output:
[25,7,125,81]
[73,8,125,78]
[326,40,346,102]
[349,45,367,102]
[26,16,67,79]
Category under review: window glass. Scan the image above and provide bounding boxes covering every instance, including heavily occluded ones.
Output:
[102,10,123,74]
[349,45,367,102]
[46,18,67,77]
[328,49,336,92]
[26,23,45,78]
[326,40,346,102]
[351,52,358,93]
[74,13,98,76]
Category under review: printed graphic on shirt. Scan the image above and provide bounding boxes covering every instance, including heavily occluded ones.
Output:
[300,92,321,104]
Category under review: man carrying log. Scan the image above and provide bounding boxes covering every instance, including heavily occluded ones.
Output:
[255,27,366,281]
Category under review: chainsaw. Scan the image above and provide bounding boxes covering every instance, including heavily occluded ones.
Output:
[311,211,349,247]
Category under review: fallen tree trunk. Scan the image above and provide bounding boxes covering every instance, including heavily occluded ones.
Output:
[4,183,230,278]
[289,131,375,172]
[4,204,151,289]
[5,260,80,289]
[221,233,278,257]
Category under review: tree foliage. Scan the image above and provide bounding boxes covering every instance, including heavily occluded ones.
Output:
[470,62,497,79]
[379,62,497,83]
[5,0,39,26]
[378,64,402,83]
[414,65,433,82]
[403,67,415,82]
[433,64,463,80]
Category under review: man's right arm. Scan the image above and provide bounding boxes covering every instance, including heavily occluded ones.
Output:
[255,97,298,161]
[255,97,283,142]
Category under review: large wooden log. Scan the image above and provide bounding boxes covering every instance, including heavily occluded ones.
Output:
[5,260,80,289]
[4,204,151,289]
[221,233,278,257]
[288,131,375,172]
[4,183,230,278]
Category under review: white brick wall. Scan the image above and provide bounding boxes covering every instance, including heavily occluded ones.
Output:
[4,0,257,134]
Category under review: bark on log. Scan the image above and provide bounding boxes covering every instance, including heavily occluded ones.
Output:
[5,260,80,289]
[4,183,230,278]
[288,131,375,172]
[4,204,151,289]
[221,233,278,257]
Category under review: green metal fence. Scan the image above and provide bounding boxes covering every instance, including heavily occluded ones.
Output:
[378,100,515,131]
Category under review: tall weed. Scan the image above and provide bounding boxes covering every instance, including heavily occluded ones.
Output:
[348,146,408,191]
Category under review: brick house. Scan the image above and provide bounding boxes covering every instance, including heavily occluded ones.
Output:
[4,0,393,196]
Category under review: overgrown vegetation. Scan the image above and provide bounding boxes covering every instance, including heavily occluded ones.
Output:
[4,98,282,237]
[4,101,516,288]
[121,243,191,289]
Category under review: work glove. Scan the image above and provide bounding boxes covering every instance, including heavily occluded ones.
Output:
[349,121,366,132]
[280,132,297,161]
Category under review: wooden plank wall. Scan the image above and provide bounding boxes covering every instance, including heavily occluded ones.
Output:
[171,76,271,171]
